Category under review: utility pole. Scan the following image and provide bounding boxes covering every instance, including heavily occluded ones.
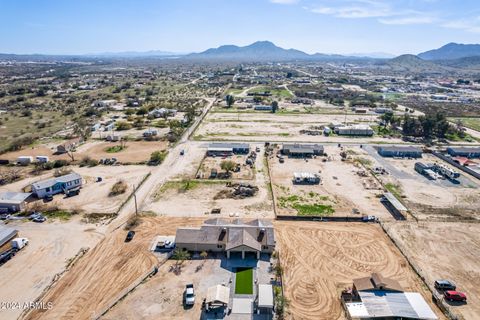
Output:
[133,184,138,216]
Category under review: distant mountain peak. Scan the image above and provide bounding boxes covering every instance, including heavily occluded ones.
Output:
[418,42,480,60]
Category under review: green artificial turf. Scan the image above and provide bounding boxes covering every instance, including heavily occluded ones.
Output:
[235,267,253,294]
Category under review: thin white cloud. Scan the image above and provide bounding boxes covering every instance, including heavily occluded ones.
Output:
[379,15,436,25]
[442,18,480,33]
[269,0,300,4]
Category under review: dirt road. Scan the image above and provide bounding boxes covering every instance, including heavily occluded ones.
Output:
[23,217,205,320]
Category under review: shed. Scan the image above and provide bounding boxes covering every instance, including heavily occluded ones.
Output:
[206,285,230,306]
[257,284,274,309]
[0,192,32,213]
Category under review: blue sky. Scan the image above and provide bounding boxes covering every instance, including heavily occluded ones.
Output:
[0,0,479,55]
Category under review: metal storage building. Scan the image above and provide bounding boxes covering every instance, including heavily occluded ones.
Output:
[207,143,250,156]
[282,143,324,158]
[447,147,480,159]
[378,146,422,158]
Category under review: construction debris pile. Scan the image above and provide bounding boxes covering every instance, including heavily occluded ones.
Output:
[214,183,259,200]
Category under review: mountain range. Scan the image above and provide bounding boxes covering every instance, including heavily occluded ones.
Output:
[2,41,480,71]
[185,41,349,61]
[418,43,480,60]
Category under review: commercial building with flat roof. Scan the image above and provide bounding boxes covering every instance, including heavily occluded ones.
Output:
[378,146,422,158]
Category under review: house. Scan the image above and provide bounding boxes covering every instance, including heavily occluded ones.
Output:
[343,273,437,320]
[207,143,250,156]
[92,99,117,108]
[0,192,32,213]
[56,137,82,154]
[148,108,177,118]
[378,146,422,158]
[447,147,480,159]
[31,173,82,199]
[175,218,275,259]
[336,125,374,136]
[281,143,324,158]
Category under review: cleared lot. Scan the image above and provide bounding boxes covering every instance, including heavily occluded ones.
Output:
[384,222,480,320]
[270,146,391,219]
[0,218,104,320]
[195,112,402,143]
[75,140,168,164]
[0,140,168,164]
[274,221,444,320]
[23,217,205,320]
[144,146,274,218]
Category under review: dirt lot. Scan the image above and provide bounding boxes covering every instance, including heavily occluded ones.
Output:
[196,155,255,180]
[76,140,168,164]
[0,218,104,320]
[144,145,274,218]
[384,222,480,320]
[274,221,445,320]
[102,258,231,320]
[0,140,168,164]
[365,148,480,221]
[195,112,402,143]
[269,146,391,219]
[23,217,205,320]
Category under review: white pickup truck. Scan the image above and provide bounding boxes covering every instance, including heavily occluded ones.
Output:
[185,284,195,306]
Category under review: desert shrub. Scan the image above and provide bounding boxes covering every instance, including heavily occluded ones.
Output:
[109,180,127,196]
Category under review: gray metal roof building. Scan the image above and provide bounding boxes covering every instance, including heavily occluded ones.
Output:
[378,146,422,158]
[0,226,18,248]
[282,143,324,157]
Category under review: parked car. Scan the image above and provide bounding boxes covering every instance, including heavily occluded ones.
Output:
[44,195,53,202]
[0,213,9,220]
[125,231,135,242]
[185,284,195,305]
[65,189,80,197]
[180,150,185,156]
[32,216,46,223]
[435,280,456,291]
[444,291,467,302]
[96,177,103,182]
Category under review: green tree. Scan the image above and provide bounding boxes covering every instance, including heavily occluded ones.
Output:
[171,248,191,264]
[226,95,235,108]
[271,101,279,113]
[220,160,236,174]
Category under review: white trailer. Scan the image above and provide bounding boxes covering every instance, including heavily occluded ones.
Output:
[11,237,29,250]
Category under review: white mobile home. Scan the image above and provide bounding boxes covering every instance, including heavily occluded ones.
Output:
[31,173,82,199]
